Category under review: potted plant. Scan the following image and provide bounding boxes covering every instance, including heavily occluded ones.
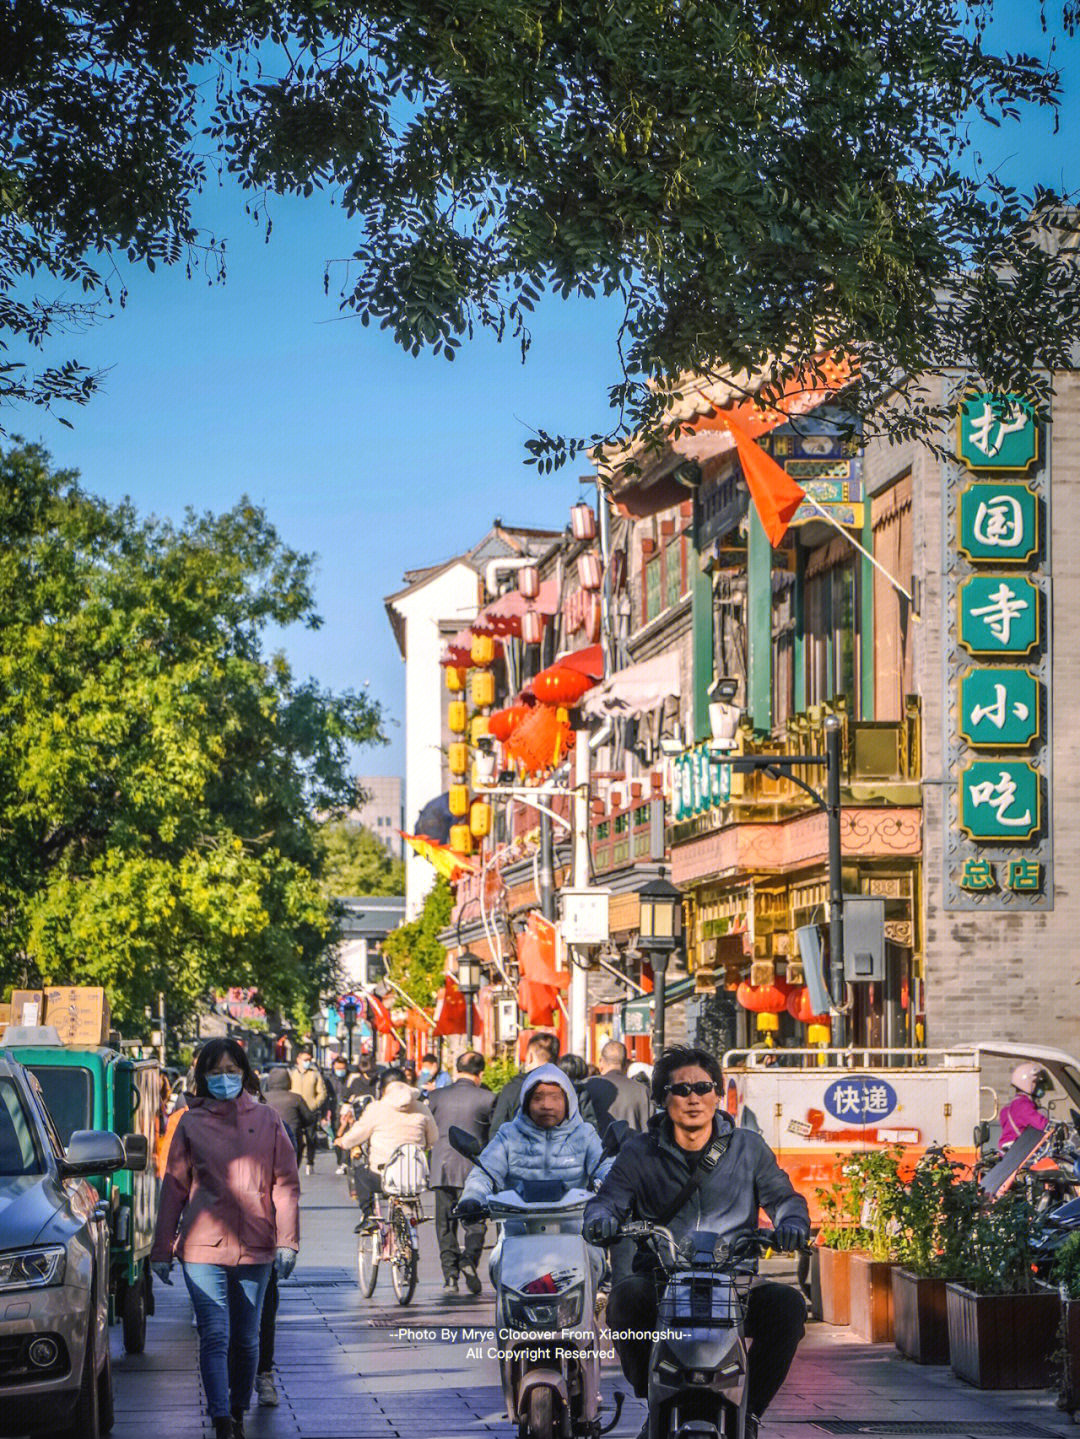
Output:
[946,1187,1059,1389]
[1052,1230,1080,1412]
[892,1148,965,1364]
[815,1166,867,1327]
[846,1147,904,1343]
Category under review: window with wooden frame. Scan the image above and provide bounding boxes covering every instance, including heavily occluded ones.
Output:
[872,475,914,721]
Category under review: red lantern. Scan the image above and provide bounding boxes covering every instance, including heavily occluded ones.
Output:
[584,592,602,644]
[531,664,594,706]
[785,986,829,1025]
[488,704,530,743]
[506,703,572,773]
[570,502,597,541]
[577,553,603,591]
[518,564,540,600]
[736,980,790,1014]
[521,608,545,645]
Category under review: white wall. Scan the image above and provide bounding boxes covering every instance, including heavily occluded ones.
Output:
[392,564,480,917]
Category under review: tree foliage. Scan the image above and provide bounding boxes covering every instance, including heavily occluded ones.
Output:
[381,879,453,1009]
[320,821,404,898]
[2,1,1078,445]
[0,442,385,1027]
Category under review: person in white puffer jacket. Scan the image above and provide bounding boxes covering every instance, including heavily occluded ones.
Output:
[337,1080,437,1225]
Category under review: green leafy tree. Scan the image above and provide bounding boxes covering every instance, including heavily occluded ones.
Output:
[320,821,405,897]
[2,1,1079,447]
[0,441,385,1028]
[382,880,453,1009]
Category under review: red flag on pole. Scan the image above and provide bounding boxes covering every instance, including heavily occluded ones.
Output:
[716,409,806,548]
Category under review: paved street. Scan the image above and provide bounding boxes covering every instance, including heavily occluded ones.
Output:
[107,1167,1075,1439]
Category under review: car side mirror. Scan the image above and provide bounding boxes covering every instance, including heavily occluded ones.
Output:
[62,1130,126,1178]
[122,1134,150,1172]
[448,1125,481,1160]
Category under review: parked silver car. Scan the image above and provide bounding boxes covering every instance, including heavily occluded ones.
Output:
[0,1050,124,1438]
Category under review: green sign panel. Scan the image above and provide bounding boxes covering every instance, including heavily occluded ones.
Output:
[957,392,1039,473]
[959,761,1041,841]
[958,483,1038,563]
[958,668,1040,748]
[673,746,731,822]
[958,575,1039,656]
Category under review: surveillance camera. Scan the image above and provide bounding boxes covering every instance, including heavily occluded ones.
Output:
[672,460,703,490]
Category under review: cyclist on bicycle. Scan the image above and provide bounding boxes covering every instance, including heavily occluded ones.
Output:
[337,1079,438,1229]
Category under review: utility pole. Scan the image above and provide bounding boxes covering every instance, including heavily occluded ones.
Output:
[569,731,591,1058]
[157,991,166,1067]
[823,715,847,1048]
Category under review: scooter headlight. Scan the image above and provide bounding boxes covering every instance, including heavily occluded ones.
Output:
[505,1281,584,1331]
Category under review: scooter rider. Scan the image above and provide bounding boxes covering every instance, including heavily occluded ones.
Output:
[457,1064,612,1227]
[999,1062,1052,1147]
[583,1046,810,1439]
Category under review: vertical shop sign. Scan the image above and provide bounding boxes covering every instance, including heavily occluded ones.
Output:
[944,389,1051,910]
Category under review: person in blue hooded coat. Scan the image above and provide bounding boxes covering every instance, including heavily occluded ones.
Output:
[458,1064,611,1210]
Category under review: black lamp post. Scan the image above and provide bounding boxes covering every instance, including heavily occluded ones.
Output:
[457,951,483,1048]
[342,997,359,1064]
[638,873,683,1058]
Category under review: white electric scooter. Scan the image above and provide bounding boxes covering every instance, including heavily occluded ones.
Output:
[449,1128,623,1439]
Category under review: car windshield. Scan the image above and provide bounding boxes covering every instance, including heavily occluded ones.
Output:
[27,1066,93,1147]
[0,1079,41,1176]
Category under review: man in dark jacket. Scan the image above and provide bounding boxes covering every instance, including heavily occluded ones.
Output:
[427,1051,495,1295]
[264,1067,315,1142]
[583,1040,651,1136]
[489,1030,560,1136]
[583,1045,810,1439]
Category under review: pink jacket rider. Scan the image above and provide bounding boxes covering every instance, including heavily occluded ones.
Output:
[152,1090,300,1266]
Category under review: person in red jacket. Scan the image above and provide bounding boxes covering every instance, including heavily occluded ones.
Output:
[151,1039,300,1439]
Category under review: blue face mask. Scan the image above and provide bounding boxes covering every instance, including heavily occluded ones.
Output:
[207,1073,243,1101]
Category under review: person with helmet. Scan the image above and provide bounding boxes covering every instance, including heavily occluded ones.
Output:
[999,1062,1052,1147]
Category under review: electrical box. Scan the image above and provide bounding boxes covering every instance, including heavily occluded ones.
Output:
[842,896,886,983]
[560,888,611,944]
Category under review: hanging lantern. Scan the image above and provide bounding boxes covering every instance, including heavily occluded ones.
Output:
[488,704,529,742]
[807,1022,831,1047]
[506,703,572,774]
[518,565,540,600]
[469,799,492,838]
[445,665,468,693]
[584,592,602,645]
[448,741,470,776]
[448,784,470,817]
[471,670,496,708]
[448,700,468,734]
[471,633,496,667]
[521,608,545,646]
[786,986,829,1026]
[531,664,594,706]
[449,823,473,855]
[470,714,490,745]
[756,1012,780,1035]
[736,980,789,1014]
[577,553,603,591]
[570,502,597,541]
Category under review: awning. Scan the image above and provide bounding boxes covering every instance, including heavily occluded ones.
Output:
[620,976,697,1036]
[581,652,680,720]
[440,628,504,667]
[472,578,559,637]
[554,644,604,680]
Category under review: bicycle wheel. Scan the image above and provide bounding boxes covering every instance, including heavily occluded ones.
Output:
[391,1206,418,1305]
[357,1226,380,1296]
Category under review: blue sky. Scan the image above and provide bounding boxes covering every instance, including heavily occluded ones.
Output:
[13,8,1078,797]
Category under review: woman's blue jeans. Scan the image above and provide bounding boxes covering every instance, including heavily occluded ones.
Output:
[182,1261,272,1419]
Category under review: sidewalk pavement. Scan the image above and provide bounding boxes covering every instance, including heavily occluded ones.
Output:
[106,1165,1076,1439]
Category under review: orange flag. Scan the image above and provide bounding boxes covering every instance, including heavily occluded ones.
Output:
[716,409,806,548]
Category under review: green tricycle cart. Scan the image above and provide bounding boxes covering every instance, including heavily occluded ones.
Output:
[7,1033,161,1353]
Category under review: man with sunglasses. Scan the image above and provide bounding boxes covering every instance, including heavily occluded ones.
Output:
[583,1045,809,1439]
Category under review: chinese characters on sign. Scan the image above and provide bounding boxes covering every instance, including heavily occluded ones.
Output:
[946,390,1050,909]
[672,746,732,823]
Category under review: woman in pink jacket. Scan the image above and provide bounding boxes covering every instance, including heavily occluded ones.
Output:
[151,1039,300,1439]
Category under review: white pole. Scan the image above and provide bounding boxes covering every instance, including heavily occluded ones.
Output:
[801,495,917,611]
[570,731,591,1058]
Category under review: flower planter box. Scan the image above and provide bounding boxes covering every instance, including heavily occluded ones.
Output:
[945,1283,1059,1389]
[849,1255,895,1343]
[1059,1297,1080,1414]
[819,1247,851,1327]
[892,1269,950,1365]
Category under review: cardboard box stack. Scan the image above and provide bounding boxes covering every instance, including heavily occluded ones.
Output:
[43,987,111,1047]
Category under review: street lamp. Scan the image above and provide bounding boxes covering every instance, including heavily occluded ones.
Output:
[342,997,360,1065]
[457,950,483,1048]
[637,874,683,1059]
[311,1010,327,1065]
